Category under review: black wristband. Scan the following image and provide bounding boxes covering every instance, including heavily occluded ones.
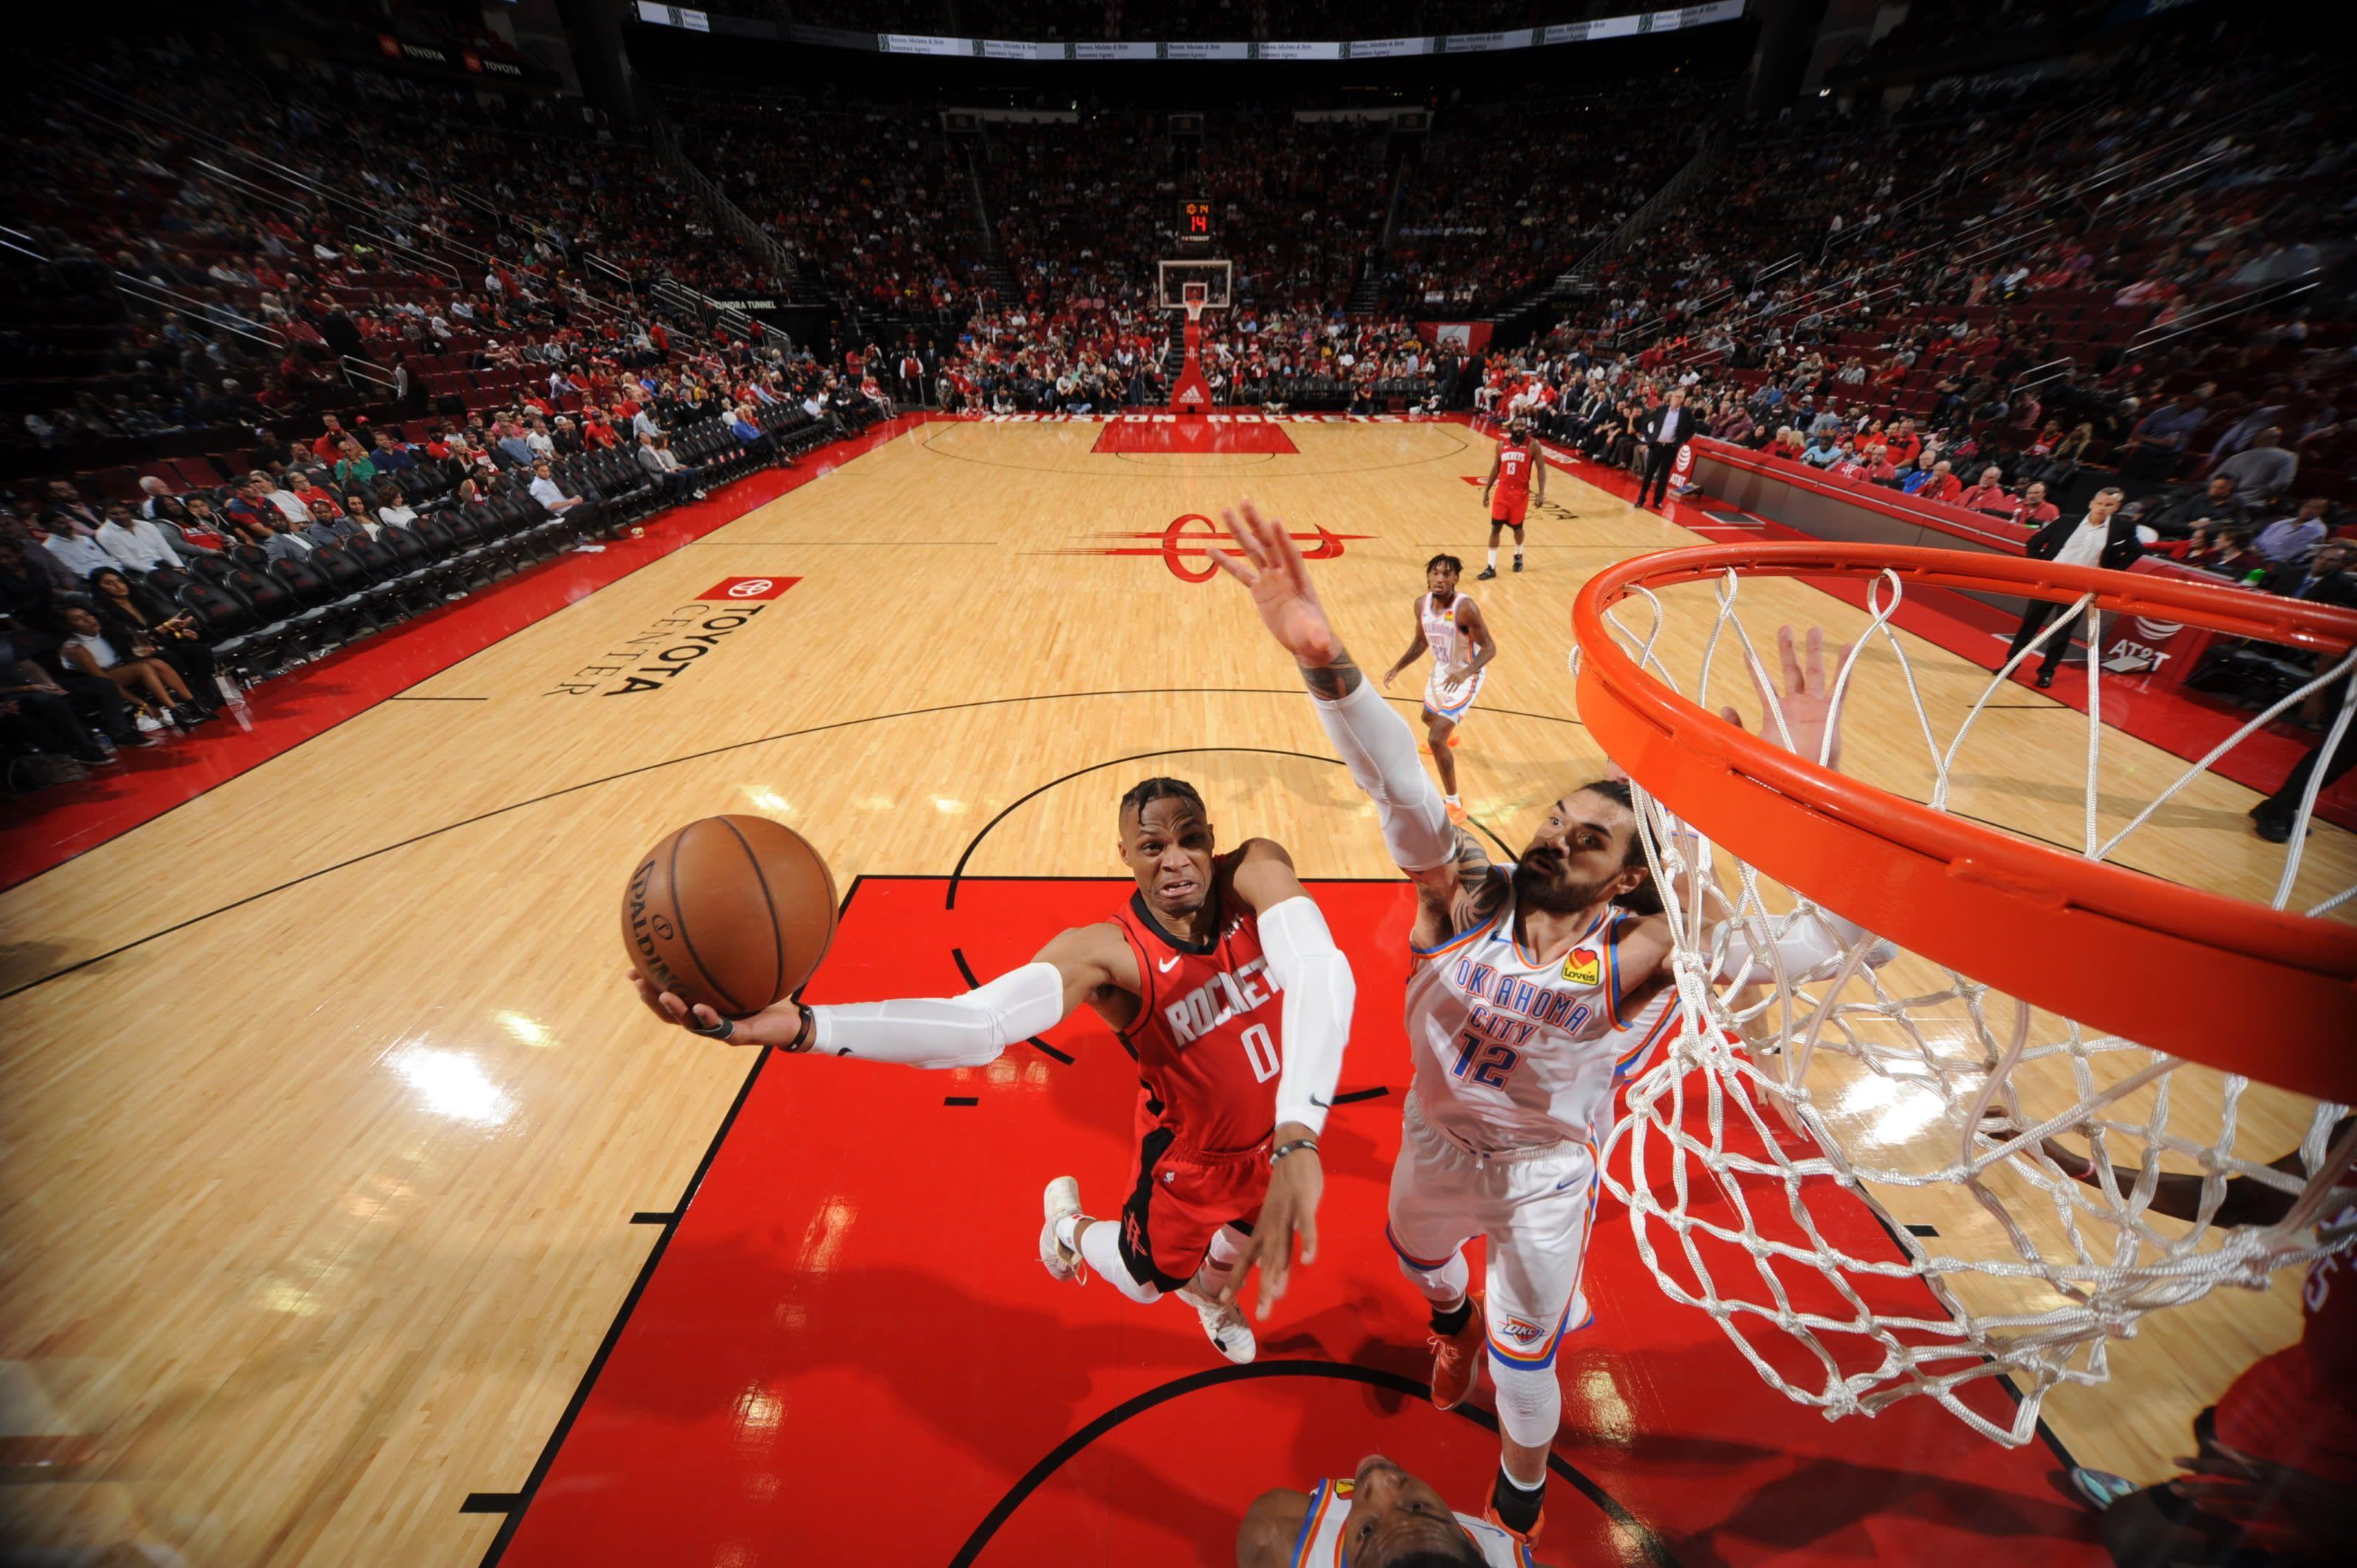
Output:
[1271,1138,1319,1167]
[779,1004,816,1054]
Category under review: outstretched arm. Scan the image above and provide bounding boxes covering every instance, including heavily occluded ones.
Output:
[1212,502,1505,948]
[628,921,1132,1066]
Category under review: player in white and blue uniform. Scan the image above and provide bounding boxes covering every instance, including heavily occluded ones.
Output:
[1237,1455,1543,1567]
[1215,501,1889,1549]
[1382,555,1495,822]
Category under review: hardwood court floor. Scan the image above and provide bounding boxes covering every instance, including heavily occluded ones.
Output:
[1,418,2347,1566]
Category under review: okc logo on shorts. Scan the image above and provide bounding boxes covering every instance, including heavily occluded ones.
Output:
[1500,1315,1547,1346]
[1561,947,1601,987]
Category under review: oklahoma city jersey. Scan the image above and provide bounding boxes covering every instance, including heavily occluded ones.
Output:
[1109,879,1283,1156]
[1419,591,1483,718]
[1291,1478,1531,1567]
[1408,890,1680,1151]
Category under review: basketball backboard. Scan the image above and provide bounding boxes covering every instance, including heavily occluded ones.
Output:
[1156,259,1232,313]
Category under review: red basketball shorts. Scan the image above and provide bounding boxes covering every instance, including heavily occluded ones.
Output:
[1117,1125,1269,1292]
[1491,491,1530,527]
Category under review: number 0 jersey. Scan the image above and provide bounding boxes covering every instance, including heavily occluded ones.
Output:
[1109,865,1283,1157]
[1407,887,1679,1153]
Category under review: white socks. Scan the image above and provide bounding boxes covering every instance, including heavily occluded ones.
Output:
[1485,546,1498,569]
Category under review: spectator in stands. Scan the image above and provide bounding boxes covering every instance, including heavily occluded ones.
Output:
[1,654,117,770]
[2211,429,2296,509]
[333,439,378,491]
[496,421,537,468]
[95,502,191,573]
[301,499,355,549]
[2259,539,2357,606]
[2118,390,2210,481]
[1800,431,1843,468]
[2008,488,2148,688]
[1958,466,2014,515]
[88,568,217,698]
[29,514,113,580]
[174,496,230,552]
[2252,498,2335,566]
[2012,481,2061,529]
[373,482,418,532]
[56,603,211,730]
[2146,475,2249,540]
[637,432,698,504]
[250,473,311,525]
[371,431,416,473]
[43,482,107,537]
[1906,460,1964,502]
[729,405,781,467]
[526,460,587,517]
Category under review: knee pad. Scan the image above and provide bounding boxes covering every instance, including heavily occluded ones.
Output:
[1490,1355,1563,1449]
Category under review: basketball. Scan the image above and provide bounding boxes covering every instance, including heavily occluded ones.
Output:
[621,815,838,1016]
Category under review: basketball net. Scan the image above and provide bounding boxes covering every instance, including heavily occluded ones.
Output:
[1581,555,2356,1445]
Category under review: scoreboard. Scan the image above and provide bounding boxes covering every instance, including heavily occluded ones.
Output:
[1178,199,1214,247]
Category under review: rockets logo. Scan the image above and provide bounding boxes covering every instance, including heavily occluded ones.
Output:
[1560,947,1602,987]
[1058,513,1374,583]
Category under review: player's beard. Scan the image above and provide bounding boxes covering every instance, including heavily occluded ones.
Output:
[1511,851,1616,915]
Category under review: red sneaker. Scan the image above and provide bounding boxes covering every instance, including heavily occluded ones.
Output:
[1427,1292,1486,1411]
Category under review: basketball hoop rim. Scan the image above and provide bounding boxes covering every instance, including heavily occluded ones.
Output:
[1571,542,2357,1102]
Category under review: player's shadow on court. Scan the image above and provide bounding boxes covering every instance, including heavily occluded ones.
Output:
[592,1235,1248,1563]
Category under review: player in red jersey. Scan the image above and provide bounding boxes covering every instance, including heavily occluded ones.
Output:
[2039,1114,2356,1565]
[628,776,1355,1364]
[1477,417,1544,580]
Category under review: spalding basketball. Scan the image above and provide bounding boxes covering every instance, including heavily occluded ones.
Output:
[622,816,838,1016]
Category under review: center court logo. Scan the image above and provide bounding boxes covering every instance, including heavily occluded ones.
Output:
[542,577,799,697]
[1058,514,1375,583]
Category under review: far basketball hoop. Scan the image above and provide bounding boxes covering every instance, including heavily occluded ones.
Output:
[1159,259,1230,412]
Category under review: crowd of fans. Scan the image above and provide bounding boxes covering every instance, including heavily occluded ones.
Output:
[10,17,2350,802]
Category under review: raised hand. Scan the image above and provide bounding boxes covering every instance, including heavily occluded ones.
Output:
[1213,499,1340,669]
[625,968,806,1050]
[1722,624,1852,771]
[1218,1142,1323,1321]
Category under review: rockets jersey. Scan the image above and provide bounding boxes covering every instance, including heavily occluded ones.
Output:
[1494,440,1536,497]
[1290,1479,1532,1567]
[2213,1199,2357,1482]
[1109,873,1283,1157]
[1407,890,1679,1152]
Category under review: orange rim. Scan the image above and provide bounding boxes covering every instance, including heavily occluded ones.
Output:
[1571,542,2357,1103]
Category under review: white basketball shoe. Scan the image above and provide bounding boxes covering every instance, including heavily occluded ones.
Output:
[1040,1175,1084,1283]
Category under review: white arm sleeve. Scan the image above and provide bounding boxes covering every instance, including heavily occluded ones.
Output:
[807,960,1067,1069]
[1313,676,1457,873]
[1257,896,1355,1136]
[1711,907,1897,988]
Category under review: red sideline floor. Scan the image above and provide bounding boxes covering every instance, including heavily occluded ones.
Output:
[488,879,2099,1568]
[0,415,930,891]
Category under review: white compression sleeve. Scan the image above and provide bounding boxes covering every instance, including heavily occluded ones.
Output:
[807,960,1065,1069]
[1712,907,1897,987]
[1313,676,1456,873]
[1256,896,1354,1136]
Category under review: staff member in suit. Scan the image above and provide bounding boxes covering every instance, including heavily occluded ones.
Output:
[2006,487,2151,689]
[1637,387,1700,509]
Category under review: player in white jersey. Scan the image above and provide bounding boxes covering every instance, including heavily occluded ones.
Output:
[1215,499,1890,1547]
[1238,1455,1546,1567]
[1382,554,1495,823]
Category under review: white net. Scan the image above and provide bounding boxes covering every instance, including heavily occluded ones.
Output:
[1587,563,2357,1444]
